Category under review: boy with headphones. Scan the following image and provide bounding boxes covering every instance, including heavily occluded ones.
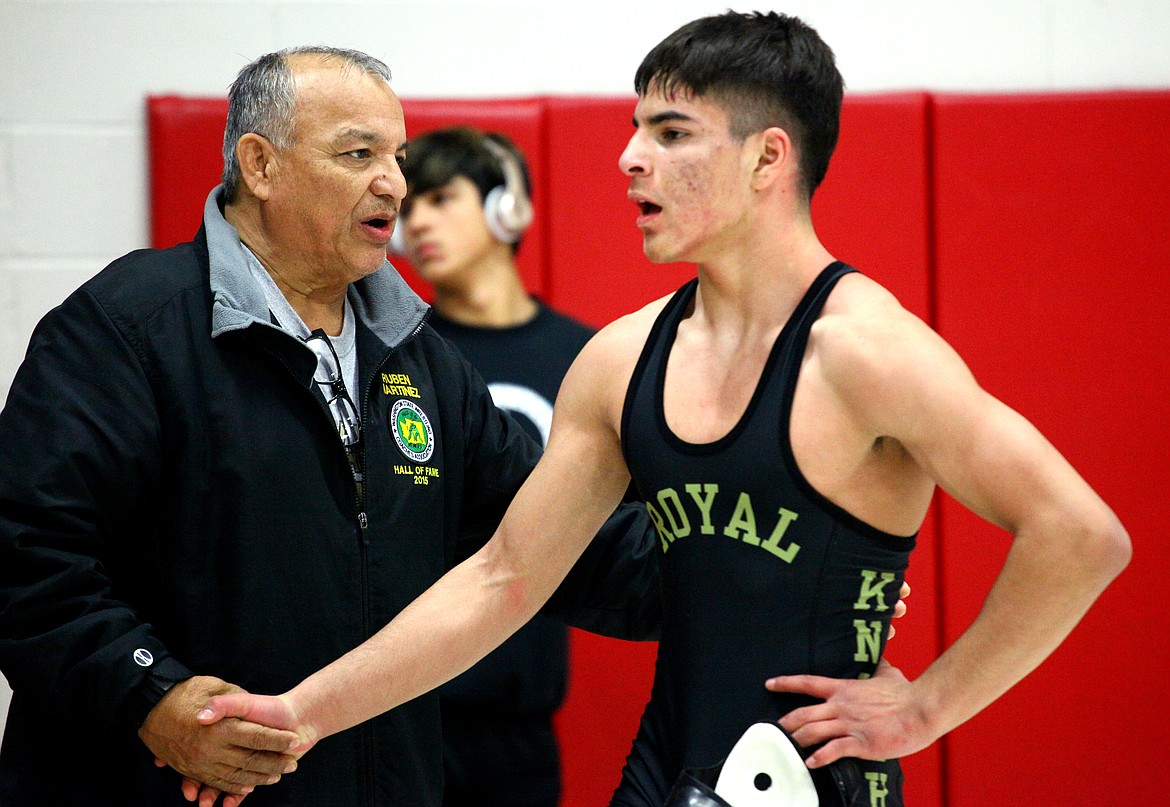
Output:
[392,127,593,807]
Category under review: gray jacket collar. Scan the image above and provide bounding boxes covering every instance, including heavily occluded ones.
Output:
[203,186,429,347]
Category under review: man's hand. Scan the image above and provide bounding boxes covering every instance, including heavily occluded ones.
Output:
[766,659,937,768]
[138,676,299,803]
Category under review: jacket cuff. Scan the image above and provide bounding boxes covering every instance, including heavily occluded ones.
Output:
[123,654,195,729]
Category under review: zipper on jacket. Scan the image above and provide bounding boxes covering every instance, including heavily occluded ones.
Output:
[346,443,369,546]
[355,314,428,807]
[262,316,429,807]
[353,308,430,545]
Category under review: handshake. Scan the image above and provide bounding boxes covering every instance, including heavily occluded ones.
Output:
[138,677,312,807]
[136,581,913,806]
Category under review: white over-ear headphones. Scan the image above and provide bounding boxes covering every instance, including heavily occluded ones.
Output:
[481,137,534,244]
[388,134,533,256]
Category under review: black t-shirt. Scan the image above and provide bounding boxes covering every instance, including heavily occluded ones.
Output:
[429,304,593,448]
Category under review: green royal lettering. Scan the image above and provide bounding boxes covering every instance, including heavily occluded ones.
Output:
[657,488,691,539]
[684,483,718,534]
[649,485,799,563]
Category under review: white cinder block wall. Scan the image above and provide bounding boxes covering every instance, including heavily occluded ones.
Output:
[1,0,1168,745]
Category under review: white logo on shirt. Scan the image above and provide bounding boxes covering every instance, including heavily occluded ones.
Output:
[488,383,554,447]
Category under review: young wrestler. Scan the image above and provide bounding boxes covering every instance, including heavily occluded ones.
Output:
[197,12,1128,807]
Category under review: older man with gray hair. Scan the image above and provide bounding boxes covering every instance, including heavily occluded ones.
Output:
[0,46,661,806]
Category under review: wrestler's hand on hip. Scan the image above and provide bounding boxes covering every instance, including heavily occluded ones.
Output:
[766,659,935,767]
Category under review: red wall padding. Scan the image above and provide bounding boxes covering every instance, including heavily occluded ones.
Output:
[147,89,1169,807]
[148,96,228,249]
[931,91,1170,806]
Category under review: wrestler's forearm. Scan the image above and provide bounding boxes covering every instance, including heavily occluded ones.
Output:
[773,501,1129,766]
[913,509,1129,738]
[287,547,538,740]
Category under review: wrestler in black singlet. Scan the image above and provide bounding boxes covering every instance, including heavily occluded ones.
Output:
[615,262,915,807]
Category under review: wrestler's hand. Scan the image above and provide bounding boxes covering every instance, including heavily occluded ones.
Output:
[175,691,317,807]
[889,581,910,640]
[186,692,318,807]
[196,691,317,751]
[766,659,936,768]
[138,676,299,801]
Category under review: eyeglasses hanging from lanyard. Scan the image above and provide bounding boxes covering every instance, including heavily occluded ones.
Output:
[305,329,361,448]
[305,329,366,521]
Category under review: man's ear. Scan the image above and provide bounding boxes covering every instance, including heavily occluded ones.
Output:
[235,133,277,201]
[751,126,794,191]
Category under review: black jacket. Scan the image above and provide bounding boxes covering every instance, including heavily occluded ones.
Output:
[0,190,659,806]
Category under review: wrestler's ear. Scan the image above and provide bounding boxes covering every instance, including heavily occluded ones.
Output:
[749,126,793,191]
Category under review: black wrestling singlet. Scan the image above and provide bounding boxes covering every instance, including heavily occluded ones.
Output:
[614,263,915,807]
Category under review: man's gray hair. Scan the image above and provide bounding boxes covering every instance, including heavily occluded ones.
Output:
[221,46,392,200]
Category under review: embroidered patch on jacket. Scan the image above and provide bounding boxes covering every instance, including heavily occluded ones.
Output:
[390,399,435,463]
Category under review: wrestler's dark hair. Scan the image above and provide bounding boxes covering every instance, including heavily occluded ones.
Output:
[634,11,843,199]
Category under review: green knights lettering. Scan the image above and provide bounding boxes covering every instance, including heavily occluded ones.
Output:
[853,568,897,670]
[866,771,889,807]
[643,483,801,563]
